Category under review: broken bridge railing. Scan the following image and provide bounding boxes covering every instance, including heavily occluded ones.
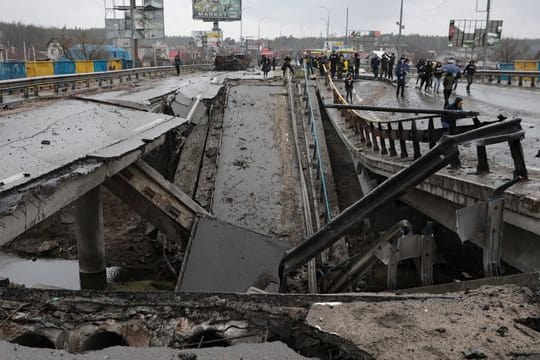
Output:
[323,73,528,177]
[279,118,526,292]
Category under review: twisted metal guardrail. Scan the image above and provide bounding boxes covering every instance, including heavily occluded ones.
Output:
[0,64,214,104]
[279,118,527,292]
[323,71,528,177]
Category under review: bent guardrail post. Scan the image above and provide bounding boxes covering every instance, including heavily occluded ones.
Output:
[278,118,525,292]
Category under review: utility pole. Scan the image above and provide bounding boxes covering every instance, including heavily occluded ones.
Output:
[130,0,137,67]
[345,8,349,48]
[483,0,491,68]
[320,6,330,49]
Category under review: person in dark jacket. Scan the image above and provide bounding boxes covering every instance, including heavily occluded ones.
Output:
[344,72,354,103]
[395,57,410,98]
[329,50,338,79]
[464,60,477,92]
[281,55,294,77]
[441,97,464,167]
[371,56,381,79]
[421,60,433,92]
[353,52,361,79]
[415,58,426,87]
[381,54,389,78]
[443,72,455,108]
[174,53,182,75]
[387,53,396,80]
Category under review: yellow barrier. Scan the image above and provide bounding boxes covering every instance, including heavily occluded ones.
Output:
[25,61,54,77]
[107,59,122,71]
[514,60,538,82]
[75,60,94,74]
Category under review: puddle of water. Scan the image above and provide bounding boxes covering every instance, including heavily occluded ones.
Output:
[0,252,121,290]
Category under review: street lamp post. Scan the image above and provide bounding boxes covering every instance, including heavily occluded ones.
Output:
[258,17,267,50]
[483,0,492,68]
[319,6,330,48]
[397,0,404,53]
[240,6,253,51]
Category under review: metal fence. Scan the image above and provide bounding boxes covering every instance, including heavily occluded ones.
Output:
[0,64,214,104]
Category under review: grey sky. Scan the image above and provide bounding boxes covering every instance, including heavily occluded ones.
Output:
[2,0,539,40]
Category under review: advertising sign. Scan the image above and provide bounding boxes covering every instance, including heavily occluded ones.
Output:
[448,19,502,48]
[192,0,242,22]
[192,31,223,48]
[105,0,164,40]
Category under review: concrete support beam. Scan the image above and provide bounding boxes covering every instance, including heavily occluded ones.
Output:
[105,160,210,249]
[75,186,106,290]
[0,134,167,246]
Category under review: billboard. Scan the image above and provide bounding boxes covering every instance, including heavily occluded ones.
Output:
[192,0,242,22]
[105,0,165,40]
[448,19,502,48]
[192,31,222,48]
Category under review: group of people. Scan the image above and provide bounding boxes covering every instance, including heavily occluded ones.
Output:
[370,52,397,80]
[389,56,477,107]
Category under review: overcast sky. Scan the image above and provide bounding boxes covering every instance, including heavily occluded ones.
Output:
[2,0,539,40]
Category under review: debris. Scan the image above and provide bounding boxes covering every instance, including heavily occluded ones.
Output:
[463,347,487,359]
[37,241,60,255]
[496,326,509,337]
[177,353,197,360]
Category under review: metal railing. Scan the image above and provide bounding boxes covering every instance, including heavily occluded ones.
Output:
[323,71,528,178]
[0,64,214,104]
[304,65,333,222]
[474,69,540,88]
[279,117,527,291]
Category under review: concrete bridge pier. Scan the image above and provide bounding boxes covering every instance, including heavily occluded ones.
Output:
[75,186,106,290]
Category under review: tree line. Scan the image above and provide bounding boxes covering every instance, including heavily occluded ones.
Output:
[0,21,538,62]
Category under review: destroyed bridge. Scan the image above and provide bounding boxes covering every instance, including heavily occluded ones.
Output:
[0,64,538,359]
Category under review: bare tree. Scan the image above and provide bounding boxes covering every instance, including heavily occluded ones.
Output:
[495,38,526,63]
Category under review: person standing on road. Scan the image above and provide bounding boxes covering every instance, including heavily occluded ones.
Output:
[344,72,354,103]
[415,58,426,88]
[443,72,455,108]
[371,55,381,79]
[272,57,276,71]
[387,53,396,80]
[464,60,477,92]
[433,61,443,93]
[261,55,271,79]
[353,52,361,79]
[329,50,338,79]
[381,54,389,78]
[395,57,410,98]
[174,53,182,76]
